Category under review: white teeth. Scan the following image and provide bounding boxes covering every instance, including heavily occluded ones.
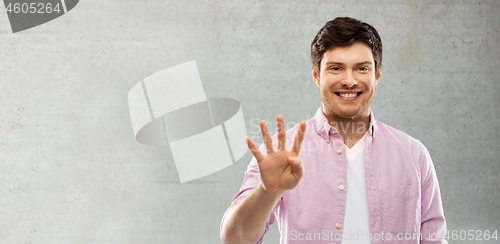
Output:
[339,93,358,98]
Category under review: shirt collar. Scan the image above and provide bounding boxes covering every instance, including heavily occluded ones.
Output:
[312,105,378,141]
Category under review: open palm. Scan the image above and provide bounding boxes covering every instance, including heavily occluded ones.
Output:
[246,115,307,195]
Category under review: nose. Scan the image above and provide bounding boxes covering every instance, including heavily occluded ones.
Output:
[341,71,358,87]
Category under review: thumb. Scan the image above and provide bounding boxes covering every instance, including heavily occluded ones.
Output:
[288,156,304,178]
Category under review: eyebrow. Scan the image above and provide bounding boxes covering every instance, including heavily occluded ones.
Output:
[324,61,374,67]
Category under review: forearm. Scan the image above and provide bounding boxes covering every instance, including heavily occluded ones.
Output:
[220,182,284,244]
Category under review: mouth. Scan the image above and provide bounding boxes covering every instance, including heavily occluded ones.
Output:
[335,92,362,99]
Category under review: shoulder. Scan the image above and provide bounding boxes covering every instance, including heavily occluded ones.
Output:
[374,120,426,151]
[374,120,431,161]
[374,120,433,171]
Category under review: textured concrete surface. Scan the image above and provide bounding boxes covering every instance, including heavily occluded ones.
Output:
[0,0,498,243]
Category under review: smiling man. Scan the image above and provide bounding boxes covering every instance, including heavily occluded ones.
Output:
[220,17,448,244]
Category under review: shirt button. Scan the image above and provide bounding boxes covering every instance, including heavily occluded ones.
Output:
[331,128,335,134]
[339,185,344,191]
[337,148,342,154]
[324,135,328,139]
[336,223,341,229]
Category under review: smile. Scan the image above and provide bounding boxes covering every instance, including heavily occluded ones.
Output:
[335,92,362,98]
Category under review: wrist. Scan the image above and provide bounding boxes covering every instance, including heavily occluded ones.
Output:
[255,182,286,201]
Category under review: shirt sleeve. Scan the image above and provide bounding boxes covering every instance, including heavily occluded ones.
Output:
[221,143,282,244]
[419,143,448,244]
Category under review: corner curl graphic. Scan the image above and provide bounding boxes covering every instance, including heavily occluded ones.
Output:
[4,0,79,33]
[128,61,248,183]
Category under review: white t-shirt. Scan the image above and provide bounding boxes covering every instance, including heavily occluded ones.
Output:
[342,132,371,244]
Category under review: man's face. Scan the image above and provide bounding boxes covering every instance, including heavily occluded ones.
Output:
[312,41,381,120]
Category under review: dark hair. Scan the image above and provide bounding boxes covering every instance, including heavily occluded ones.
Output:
[311,17,382,76]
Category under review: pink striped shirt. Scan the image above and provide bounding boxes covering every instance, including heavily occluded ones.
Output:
[229,107,447,243]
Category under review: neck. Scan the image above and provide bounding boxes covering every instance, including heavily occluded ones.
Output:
[322,105,370,148]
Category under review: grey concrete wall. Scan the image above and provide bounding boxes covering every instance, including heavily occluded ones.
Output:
[0,0,498,243]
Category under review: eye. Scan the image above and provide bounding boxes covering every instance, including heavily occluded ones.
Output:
[330,66,341,71]
[357,66,369,72]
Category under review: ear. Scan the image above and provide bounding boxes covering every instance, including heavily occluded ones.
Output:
[312,65,320,87]
[375,68,382,85]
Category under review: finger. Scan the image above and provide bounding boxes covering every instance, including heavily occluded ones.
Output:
[277,115,286,151]
[246,136,264,162]
[260,120,274,154]
[291,121,307,153]
[288,156,304,179]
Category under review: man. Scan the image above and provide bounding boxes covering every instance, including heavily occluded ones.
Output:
[220,17,447,244]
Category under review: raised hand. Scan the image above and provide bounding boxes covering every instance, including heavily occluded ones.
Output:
[246,115,307,196]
